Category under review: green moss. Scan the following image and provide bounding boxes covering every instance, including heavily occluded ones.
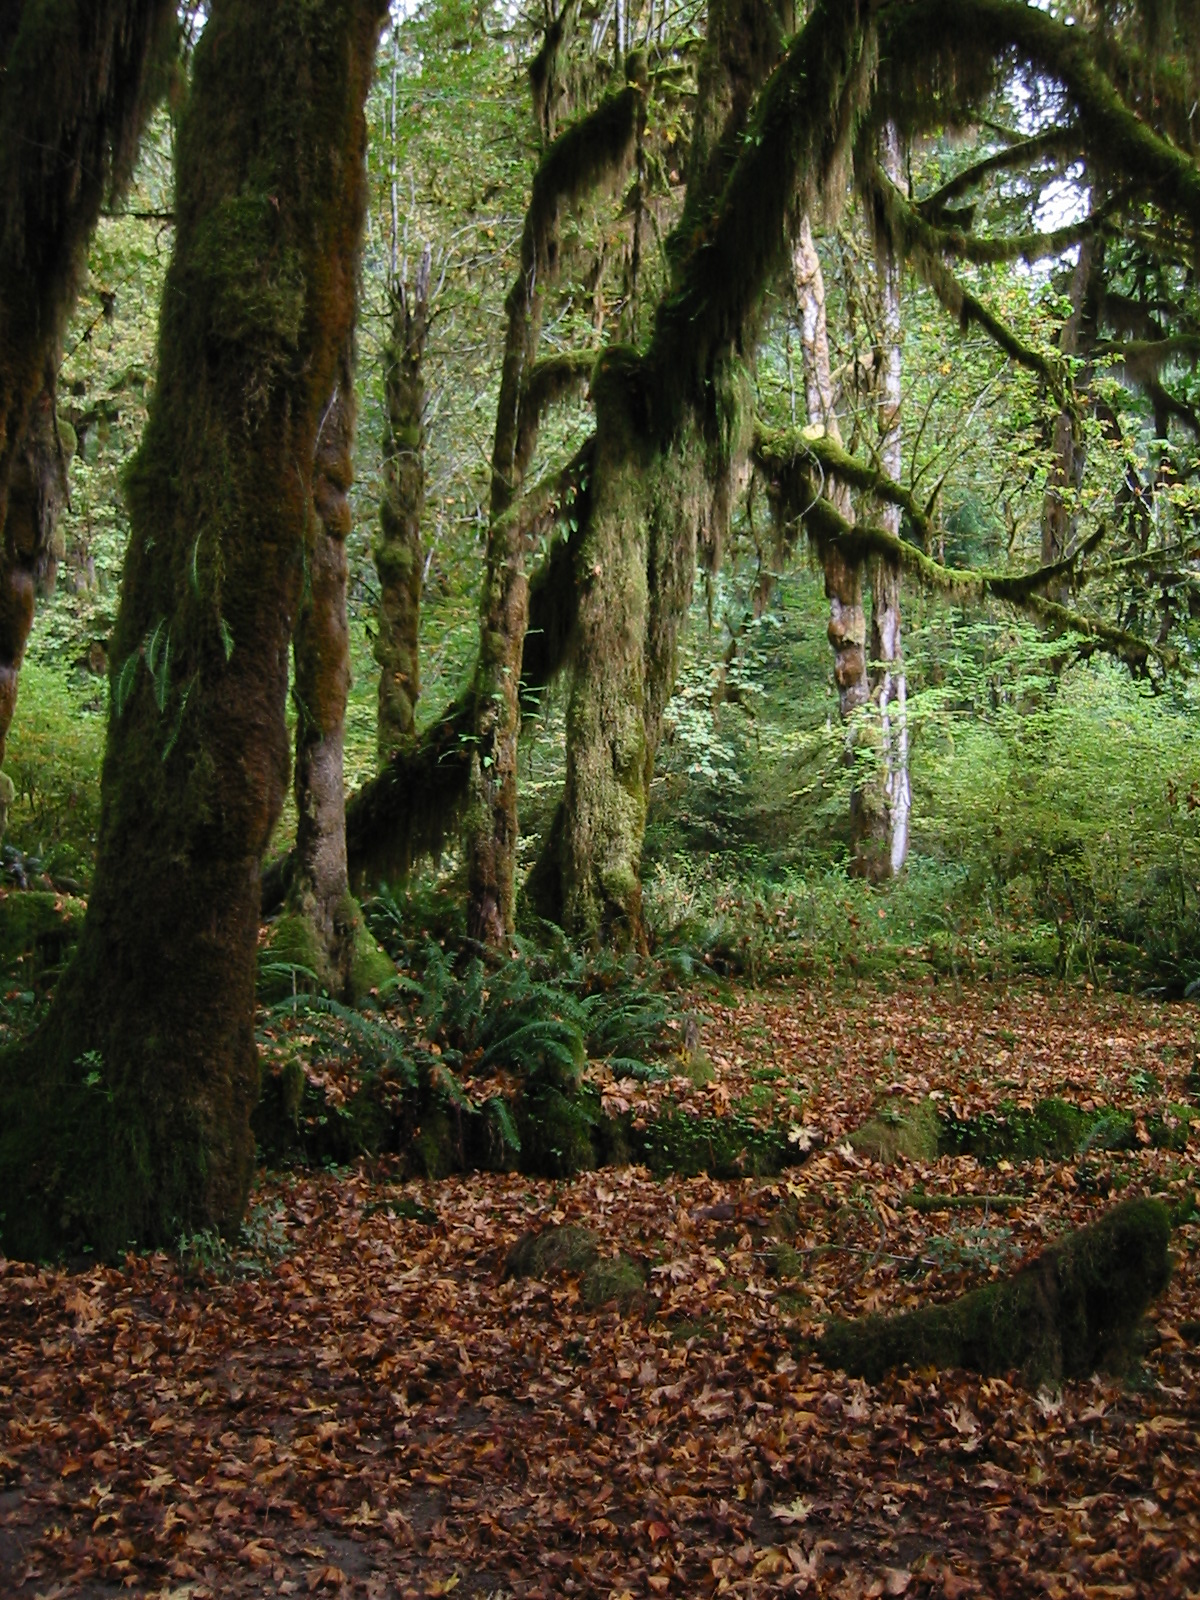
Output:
[942,1098,1134,1161]
[261,912,325,996]
[850,1098,942,1163]
[0,890,86,977]
[505,1223,600,1279]
[517,1086,597,1176]
[581,1254,646,1311]
[413,1106,457,1180]
[348,923,396,1001]
[633,1108,797,1178]
[768,1242,808,1282]
[818,1197,1171,1385]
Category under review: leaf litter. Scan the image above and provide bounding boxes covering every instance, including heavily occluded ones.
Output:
[2,977,1200,1598]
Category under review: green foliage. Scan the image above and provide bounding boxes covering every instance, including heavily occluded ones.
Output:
[3,662,104,882]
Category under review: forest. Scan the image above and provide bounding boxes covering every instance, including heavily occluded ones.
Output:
[2,0,1200,1594]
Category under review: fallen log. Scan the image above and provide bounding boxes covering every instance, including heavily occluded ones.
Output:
[817,1196,1171,1384]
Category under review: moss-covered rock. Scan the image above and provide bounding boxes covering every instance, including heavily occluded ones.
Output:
[817,1197,1172,1385]
[581,1253,646,1311]
[505,1223,600,1279]
[849,1098,941,1164]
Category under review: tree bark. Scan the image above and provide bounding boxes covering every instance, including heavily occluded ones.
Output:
[0,0,174,791]
[277,343,390,1002]
[374,248,430,762]
[792,213,870,762]
[862,121,911,880]
[0,0,387,1260]
[1041,232,1101,579]
[559,0,824,945]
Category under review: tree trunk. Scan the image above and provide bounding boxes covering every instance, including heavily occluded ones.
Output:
[274,345,392,1002]
[0,360,74,772]
[374,249,430,762]
[559,0,813,944]
[862,122,911,880]
[1041,232,1100,576]
[0,0,387,1260]
[792,212,872,852]
[466,76,642,945]
[0,0,174,802]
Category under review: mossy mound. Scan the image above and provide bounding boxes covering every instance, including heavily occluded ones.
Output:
[817,1197,1172,1385]
[849,1098,942,1164]
[942,1097,1126,1161]
[347,917,397,1001]
[0,889,86,979]
[260,912,325,997]
[581,1254,647,1310]
[505,1223,600,1279]
[632,1109,801,1178]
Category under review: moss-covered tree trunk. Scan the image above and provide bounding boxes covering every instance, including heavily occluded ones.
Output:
[559,0,813,944]
[0,0,173,804]
[465,75,641,945]
[274,344,391,1002]
[0,0,387,1259]
[1041,232,1100,577]
[374,248,430,762]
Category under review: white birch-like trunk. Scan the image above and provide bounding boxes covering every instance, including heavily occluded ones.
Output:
[869,122,911,878]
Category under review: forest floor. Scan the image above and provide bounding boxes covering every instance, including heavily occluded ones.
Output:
[3,979,1200,1599]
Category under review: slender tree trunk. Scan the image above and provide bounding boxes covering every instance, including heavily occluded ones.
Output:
[863,122,911,880]
[792,213,870,753]
[275,345,391,1001]
[0,0,387,1260]
[1041,232,1100,576]
[0,0,174,802]
[375,248,430,762]
[466,75,642,945]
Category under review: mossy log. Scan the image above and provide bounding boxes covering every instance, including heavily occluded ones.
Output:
[818,1197,1172,1384]
[0,0,388,1260]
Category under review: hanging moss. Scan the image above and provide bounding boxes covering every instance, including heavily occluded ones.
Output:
[817,1197,1172,1384]
[753,425,1171,675]
[467,76,642,945]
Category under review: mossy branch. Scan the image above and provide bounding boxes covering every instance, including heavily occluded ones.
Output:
[881,0,1200,235]
[516,350,595,468]
[914,128,1079,216]
[865,168,1070,401]
[264,448,592,909]
[645,0,876,432]
[817,1197,1171,1385]
[753,426,1175,674]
